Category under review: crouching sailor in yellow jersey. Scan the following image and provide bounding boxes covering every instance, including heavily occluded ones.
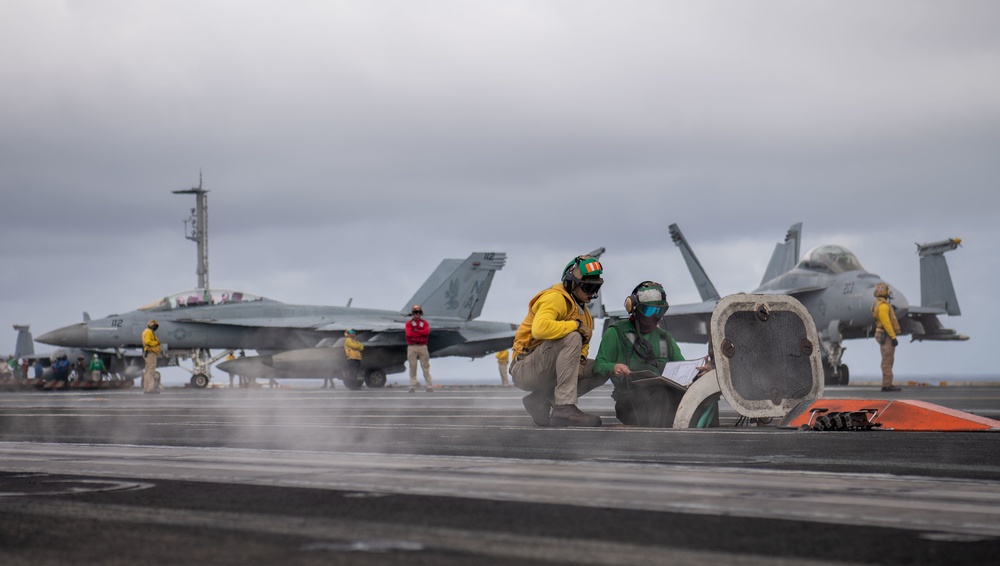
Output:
[510,255,609,427]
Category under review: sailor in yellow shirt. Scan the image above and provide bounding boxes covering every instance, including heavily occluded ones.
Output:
[141,320,161,394]
[343,329,364,388]
[495,349,510,386]
[510,255,609,427]
[225,352,237,388]
[871,283,902,392]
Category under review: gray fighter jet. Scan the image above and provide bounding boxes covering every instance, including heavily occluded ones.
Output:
[604,224,967,385]
[38,252,516,389]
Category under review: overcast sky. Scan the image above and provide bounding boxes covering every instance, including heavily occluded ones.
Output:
[2,1,997,385]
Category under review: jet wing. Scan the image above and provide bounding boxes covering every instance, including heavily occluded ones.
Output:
[458,330,518,343]
[759,285,827,296]
[176,315,468,334]
[173,316,353,329]
[315,318,467,333]
[315,321,406,332]
[902,312,969,342]
[660,301,715,344]
[165,317,414,334]
[907,305,948,315]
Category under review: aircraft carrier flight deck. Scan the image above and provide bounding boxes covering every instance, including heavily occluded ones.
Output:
[1,382,998,565]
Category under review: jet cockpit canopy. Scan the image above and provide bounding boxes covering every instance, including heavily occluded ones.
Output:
[796,245,866,274]
[137,289,268,311]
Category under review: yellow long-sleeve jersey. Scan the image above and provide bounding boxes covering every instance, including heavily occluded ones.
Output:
[512,284,593,358]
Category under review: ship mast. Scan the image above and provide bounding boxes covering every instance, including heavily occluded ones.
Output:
[173,173,210,290]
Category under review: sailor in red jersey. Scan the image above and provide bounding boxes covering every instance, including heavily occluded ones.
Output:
[405,304,433,392]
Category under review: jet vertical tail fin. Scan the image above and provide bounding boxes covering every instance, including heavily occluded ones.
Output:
[916,238,962,316]
[13,324,35,359]
[403,252,507,321]
[761,222,802,286]
[669,224,720,302]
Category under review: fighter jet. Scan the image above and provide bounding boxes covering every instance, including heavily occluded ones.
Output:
[38,252,516,388]
[604,224,967,385]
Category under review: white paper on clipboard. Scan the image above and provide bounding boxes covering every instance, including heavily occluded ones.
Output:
[660,359,704,388]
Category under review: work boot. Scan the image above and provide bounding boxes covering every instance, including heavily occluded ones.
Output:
[408,387,416,393]
[522,390,553,427]
[881,385,902,392]
[549,404,602,428]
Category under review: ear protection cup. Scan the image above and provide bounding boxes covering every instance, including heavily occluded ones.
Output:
[562,256,583,285]
[625,281,656,314]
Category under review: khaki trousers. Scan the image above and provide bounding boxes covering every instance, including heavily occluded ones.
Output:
[498,361,509,386]
[407,344,433,387]
[143,351,158,392]
[510,331,607,406]
[878,335,896,388]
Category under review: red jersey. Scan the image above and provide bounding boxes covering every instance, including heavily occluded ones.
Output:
[405,318,430,345]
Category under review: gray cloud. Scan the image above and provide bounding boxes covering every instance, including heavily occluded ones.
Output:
[2,1,996,381]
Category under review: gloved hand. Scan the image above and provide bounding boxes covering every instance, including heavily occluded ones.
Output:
[891,338,898,347]
[575,320,592,341]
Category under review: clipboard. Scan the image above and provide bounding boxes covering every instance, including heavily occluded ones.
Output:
[624,359,704,392]
[624,370,690,393]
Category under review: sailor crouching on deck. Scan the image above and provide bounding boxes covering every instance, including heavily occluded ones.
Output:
[593,280,718,428]
[510,255,609,427]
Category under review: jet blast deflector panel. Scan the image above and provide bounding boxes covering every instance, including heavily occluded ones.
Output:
[711,294,823,418]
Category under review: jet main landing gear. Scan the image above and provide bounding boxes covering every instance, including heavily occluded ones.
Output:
[364,369,387,388]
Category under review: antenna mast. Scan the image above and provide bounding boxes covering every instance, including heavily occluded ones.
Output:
[173,173,210,290]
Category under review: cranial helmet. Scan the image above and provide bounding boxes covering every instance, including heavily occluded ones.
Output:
[874,283,892,299]
[562,255,604,299]
[345,329,356,336]
[624,281,669,318]
[410,304,423,316]
[147,319,159,329]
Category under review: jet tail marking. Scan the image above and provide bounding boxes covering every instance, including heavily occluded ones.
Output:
[669,224,720,302]
[760,222,802,286]
[402,252,507,321]
[916,238,962,316]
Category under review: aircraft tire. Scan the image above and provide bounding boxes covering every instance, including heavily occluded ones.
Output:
[822,365,834,386]
[364,369,387,389]
[823,364,844,386]
[838,365,850,386]
[342,376,363,390]
[191,373,210,388]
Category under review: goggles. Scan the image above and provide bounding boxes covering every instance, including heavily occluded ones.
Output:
[579,281,603,296]
[636,304,669,318]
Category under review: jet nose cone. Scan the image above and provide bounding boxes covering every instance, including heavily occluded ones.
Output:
[37,323,88,347]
